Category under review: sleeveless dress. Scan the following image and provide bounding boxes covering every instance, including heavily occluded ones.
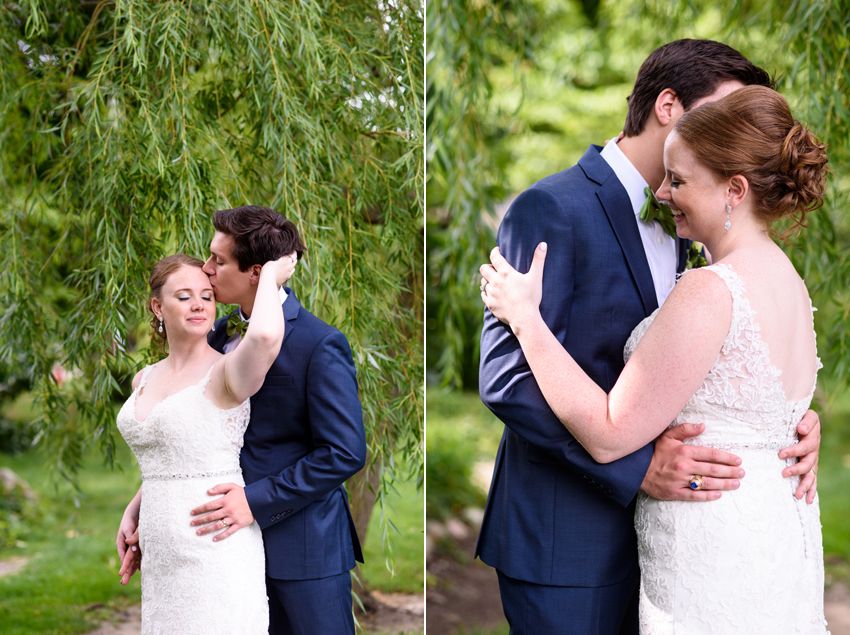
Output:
[625,264,829,635]
[116,363,269,635]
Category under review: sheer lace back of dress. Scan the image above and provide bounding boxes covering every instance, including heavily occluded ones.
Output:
[625,263,821,445]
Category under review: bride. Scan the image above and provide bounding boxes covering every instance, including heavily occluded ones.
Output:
[480,85,830,633]
[115,251,295,634]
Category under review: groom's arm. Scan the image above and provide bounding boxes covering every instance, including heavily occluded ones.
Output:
[242,330,367,528]
[481,187,653,508]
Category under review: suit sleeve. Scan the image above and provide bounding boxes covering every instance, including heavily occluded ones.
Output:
[479,187,653,508]
[243,330,367,528]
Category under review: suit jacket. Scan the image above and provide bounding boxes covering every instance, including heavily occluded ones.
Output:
[209,289,367,580]
[476,145,690,587]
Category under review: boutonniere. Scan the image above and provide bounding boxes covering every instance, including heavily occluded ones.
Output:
[686,242,708,270]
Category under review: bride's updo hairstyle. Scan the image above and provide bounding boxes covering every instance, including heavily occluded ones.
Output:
[147,254,206,347]
[674,85,828,237]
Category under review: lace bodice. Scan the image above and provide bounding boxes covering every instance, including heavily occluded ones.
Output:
[624,263,821,448]
[117,363,251,480]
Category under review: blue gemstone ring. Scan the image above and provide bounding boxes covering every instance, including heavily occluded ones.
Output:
[688,475,703,490]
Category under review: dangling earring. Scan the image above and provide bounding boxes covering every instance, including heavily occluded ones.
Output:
[724,204,732,231]
[158,318,164,334]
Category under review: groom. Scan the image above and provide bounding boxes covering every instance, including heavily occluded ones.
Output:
[192,205,367,634]
[477,39,822,634]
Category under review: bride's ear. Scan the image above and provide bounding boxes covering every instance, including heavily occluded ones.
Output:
[150,297,163,320]
[727,175,748,208]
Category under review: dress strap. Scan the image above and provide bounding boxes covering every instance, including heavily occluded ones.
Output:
[700,263,745,305]
[137,364,155,392]
[197,362,217,391]
[808,295,823,373]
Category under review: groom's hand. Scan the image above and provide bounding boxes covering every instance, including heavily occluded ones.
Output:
[778,409,821,504]
[190,483,255,542]
[640,423,744,501]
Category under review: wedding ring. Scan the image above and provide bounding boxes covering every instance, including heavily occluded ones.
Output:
[480,280,489,293]
[221,519,228,528]
[688,475,703,490]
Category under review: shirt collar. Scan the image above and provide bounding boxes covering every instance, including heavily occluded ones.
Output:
[599,137,650,217]
[237,287,288,322]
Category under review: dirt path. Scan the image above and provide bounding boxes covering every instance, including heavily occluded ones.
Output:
[84,593,423,635]
[427,534,850,634]
[0,556,28,577]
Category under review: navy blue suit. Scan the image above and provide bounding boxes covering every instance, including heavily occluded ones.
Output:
[208,289,367,634]
[477,146,689,634]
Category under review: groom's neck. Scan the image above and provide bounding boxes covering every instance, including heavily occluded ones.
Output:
[238,292,258,320]
[617,132,666,191]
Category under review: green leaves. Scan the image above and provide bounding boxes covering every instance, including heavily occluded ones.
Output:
[0,1,423,509]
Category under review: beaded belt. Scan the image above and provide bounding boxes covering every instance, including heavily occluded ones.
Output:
[689,441,794,452]
[141,469,240,482]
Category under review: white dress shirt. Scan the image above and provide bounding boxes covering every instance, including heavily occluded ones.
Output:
[222,287,288,354]
[600,137,678,307]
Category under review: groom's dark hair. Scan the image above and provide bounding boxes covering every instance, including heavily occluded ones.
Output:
[623,39,774,137]
[213,205,306,272]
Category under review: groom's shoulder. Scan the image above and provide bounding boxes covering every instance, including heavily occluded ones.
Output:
[506,145,612,219]
[291,305,350,348]
[533,145,610,192]
[525,146,612,200]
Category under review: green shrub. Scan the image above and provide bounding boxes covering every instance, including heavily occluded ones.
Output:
[0,468,42,550]
[426,389,505,520]
[426,432,486,520]
[0,418,37,455]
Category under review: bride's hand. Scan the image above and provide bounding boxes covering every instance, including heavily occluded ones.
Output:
[265,251,298,287]
[480,243,547,331]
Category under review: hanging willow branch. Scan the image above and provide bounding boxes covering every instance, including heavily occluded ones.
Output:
[0,0,423,548]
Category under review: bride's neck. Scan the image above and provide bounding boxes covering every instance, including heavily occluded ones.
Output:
[163,337,212,373]
[702,219,773,264]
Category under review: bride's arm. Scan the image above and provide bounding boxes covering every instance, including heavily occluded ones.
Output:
[482,243,732,463]
[212,255,296,406]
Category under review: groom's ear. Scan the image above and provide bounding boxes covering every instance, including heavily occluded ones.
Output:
[654,88,681,127]
[248,263,263,285]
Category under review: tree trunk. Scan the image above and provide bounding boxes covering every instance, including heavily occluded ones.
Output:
[348,456,382,614]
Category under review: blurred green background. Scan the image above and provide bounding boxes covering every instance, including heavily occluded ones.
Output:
[426,1,850,632]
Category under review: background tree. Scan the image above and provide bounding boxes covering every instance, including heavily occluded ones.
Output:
[427,0,849,390]
[0,0,423,600]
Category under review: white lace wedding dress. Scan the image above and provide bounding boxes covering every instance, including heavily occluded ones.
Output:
[117,363,268,635]
[625,264,829,635]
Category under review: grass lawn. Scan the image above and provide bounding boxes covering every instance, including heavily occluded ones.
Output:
[0,440,423,634]
[0,444,142,635]
[359,473,424,594]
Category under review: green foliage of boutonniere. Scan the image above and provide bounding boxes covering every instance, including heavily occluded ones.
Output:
[686,242,708,270]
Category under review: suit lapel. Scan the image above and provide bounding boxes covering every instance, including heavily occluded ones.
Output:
[580,147,658,316]
[281,287,301,346]
[207,312,233,352]
[676,237,692,274]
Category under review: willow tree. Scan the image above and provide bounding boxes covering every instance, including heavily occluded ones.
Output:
[427,0,850,389]
[0,0,423,581]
